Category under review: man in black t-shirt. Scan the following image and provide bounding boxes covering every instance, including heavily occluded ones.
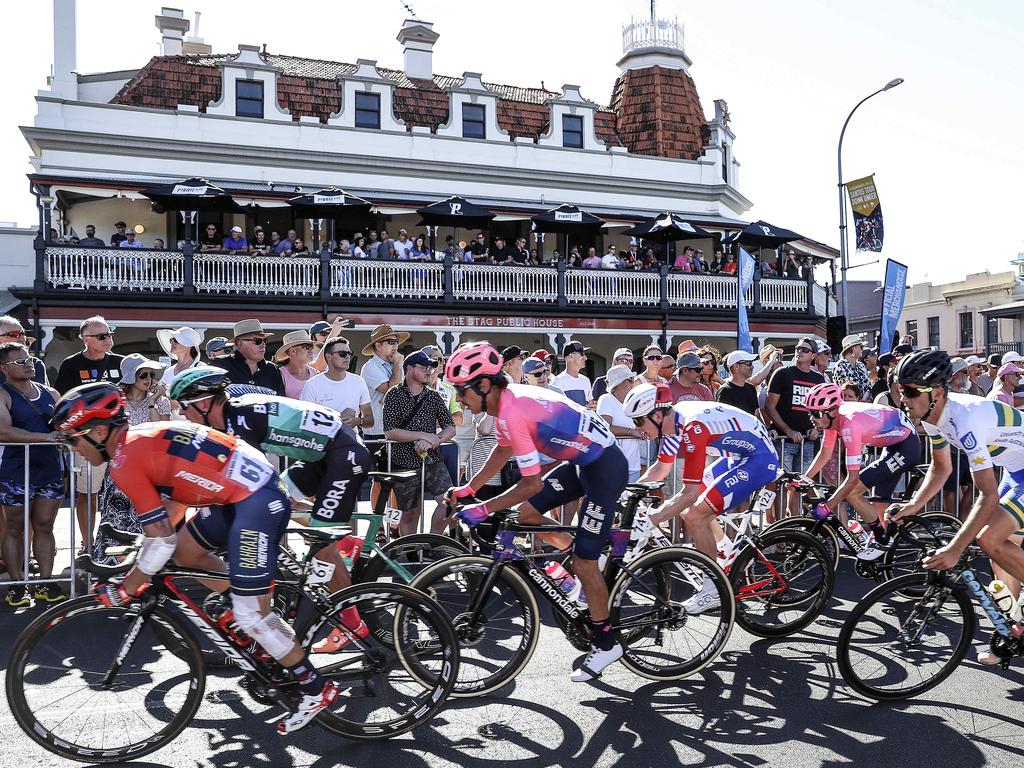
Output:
[469,233,490,263]
[512,237,530,264]
[109,221,128,247]
[199,223,222,252]
[490,236,513,264]
[716,350,760,417]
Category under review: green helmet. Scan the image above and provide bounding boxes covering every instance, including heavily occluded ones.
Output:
[169,365,229,401]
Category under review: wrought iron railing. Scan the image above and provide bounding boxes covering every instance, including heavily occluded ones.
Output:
[194,254,319,295]
[44,246,183,291]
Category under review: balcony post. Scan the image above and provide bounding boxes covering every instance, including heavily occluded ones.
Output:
[443,253,454,304]
[557,257,568,307]
[33,235,47,292]
[752,265,762,313]
[659,262,669,311]
[806,266,815,317]
[320,248,331,301]
[182,241,195,297]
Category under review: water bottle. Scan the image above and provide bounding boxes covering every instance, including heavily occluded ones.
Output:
[543,561,581,601]
[847,519,872,548]
[988,580,1015,616]
[1013,591,1024,625]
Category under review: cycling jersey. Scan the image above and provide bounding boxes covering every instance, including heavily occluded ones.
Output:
[496,383,616,476]
[109,421,276,526]
[821,402,915,469]
[921,393,1024,473]
[224,393,342,463]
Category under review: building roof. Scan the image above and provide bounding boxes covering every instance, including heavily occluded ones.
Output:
[109,51,709,157]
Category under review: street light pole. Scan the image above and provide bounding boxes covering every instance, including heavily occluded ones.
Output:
[837,77,903,325]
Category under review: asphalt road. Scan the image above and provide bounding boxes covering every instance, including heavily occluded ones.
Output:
[1,554,1022,768]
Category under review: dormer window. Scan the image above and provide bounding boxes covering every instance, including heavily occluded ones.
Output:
[236,79,264,118]
[462,103,486,139]
[562,115,584,148]
[355,92,381,129]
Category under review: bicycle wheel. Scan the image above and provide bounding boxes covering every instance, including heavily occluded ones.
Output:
[6,596,205,763]
[298,583,458,739]
[837,572,974,700]
[763,516,841,572]
[730,528,834,638]
[406,555,540,697]
[610,546,735,680]
[356,533,470,584]
[881,513,961,593]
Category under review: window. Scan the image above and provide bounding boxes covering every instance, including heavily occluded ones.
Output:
[236,80,264,118]
[462,103,486,139]
[562,115,584,148]
[988,316,1000,344]
[354,92,380,129]
[927,316,940,348]
[905,319,917,342]
[958,312,974,349]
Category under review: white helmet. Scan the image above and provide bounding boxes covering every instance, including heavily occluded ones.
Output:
[622,382,672,419]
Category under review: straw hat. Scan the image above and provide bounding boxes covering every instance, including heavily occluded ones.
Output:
[232,319,274,339]
[274,330,321,362]
[361,324,410,356]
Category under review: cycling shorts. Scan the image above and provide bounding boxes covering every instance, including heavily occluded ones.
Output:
[525,445,629,560]
[698,450,778,513]
[186,482,290,597]
[283,427,371,526]
[859,432,921,499]
[996,467,1024,533]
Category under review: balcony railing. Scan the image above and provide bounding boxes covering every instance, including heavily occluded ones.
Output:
[39,245,829,318]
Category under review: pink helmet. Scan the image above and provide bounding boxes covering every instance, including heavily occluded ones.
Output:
[804,382,844,412]
[445,342,503,384]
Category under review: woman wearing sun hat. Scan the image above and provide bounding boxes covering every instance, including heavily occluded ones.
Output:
[156,326,204,391]
[276,330,321,399]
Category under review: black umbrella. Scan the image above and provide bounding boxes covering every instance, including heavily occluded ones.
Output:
[622,212,716,243]
[531,204,605,262]
[140,177,244,243]
[724,219,804,249]
[287,188,374,251]
[416,196,495,258]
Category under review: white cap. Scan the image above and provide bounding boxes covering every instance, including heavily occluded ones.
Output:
[606,364,635,390]
[231,225,242,233]
[964,355,984,365]
[1002,351,1024,364]
[612,347,634,360]
[725,350,758,369]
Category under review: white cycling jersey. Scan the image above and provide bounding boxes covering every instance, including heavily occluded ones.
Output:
[921,392,1024,473]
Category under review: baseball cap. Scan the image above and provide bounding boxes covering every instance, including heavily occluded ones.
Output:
[861,347,878,361]
[877,353,895,368]
[309,320,331,336]
[420,344,444,360]
[613,347,634,360]
[997,363,1023,377]
[893,342,914,355]
[522,358,547,376]
[675,352,702,370]
[531,349,554,361]
[606,364,634,390]
[964,355,984,365]
[502,345,527,362]
[562,341,591,356]
[725,350,758,369]
[988,353,1003,367]
[797,338,819,354]
[205,336,231,356]
[403,350,438,369]
[231,225,242,233]
[1002,351,1024,364]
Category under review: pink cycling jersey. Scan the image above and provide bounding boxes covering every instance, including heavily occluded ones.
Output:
[822,401,914,469]
[495,384,616,476]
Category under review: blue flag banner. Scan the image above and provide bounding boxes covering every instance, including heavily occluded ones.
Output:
[737,247,756,352]
[879,258,909,354]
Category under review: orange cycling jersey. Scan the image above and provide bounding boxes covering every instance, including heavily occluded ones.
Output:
[108,421,276,526]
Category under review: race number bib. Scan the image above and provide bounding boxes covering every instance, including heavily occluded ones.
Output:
[577,410,615,447]
[299,407,342,438]
[226,443,274,492]
[306,558,337,585]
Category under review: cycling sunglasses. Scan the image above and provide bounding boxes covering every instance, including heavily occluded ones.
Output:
[0,356,37,367]
[900,385,935,398]
[809,409,837,419]
[453,381,488,398]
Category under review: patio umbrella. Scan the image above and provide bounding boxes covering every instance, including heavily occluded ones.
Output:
[416,195,495,257]
[140,177,243,243]
[287,188,374,251]
[623,213,718,264]
[724,219,804,249]
[531,204,606,262]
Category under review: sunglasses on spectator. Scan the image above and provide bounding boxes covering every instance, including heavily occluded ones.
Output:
[379,338,399,346]
[0,356,37,367]
[83,333,114,340]
[135,371,154,380]
[701,359,713,366]
[0,329,25,338]
[239,337,266,345]
[645,355,662,361]
[295,343,314,351]
[900,385,934,398]
[794,346,813,354]
[326,349,352,358]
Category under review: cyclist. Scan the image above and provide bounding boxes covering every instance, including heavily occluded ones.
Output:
[801,382,920,561]
[444,342,628,682]
[887,349,1024,664]
[169,366,371,653]
[50,382,339,733]
[625,382,779,612]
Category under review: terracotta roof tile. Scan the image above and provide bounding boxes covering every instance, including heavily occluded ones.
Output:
[608,65,706,160]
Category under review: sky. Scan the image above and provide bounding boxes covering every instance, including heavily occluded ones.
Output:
[2,0,1022,286]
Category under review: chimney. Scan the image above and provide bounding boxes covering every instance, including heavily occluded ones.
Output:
[50,0,78,99]
[155,7,190,56]
[182,11,212,55]
[396,19,439,81]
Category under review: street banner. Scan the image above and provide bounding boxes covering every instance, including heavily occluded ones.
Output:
[737,247,756,352]
[845,175,884,252]
[879,258,909,354]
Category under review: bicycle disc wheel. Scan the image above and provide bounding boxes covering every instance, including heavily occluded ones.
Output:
[298,583,458,739]
[881,513,961,594]
[730,528,834,638]
[763,516,841,572]
[357,533,470,585]
[837,572,974,700]
[611,547,735,680]
[6,597,205,763]
[407,555,540,697]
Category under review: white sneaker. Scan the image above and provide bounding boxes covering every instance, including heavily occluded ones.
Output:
[683,582,720,614]
[276,681,339,734]
[570,643,624,682]
[977,648,1001,666]
[857,547,885,562]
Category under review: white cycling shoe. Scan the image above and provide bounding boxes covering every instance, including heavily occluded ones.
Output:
[276,681,339,734]
[683,581,720,614]
[570,643,624,682]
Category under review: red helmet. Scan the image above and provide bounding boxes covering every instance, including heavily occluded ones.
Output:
[50,382,128,435]
[804,382,844,412]
[445,342,503,385]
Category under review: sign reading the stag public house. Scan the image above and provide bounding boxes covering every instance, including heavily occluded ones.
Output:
[845,175,885,252]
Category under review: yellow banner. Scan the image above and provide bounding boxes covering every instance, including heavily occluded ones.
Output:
[845,175,880,217]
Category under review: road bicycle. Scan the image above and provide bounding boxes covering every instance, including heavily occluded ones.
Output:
[766,471,961,585]
[836,542,1024,700]
[5,523,459,763]
[617,480,834,638]
[407,504,736,696]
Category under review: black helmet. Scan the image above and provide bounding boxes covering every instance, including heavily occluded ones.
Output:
[894,349,951,388]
